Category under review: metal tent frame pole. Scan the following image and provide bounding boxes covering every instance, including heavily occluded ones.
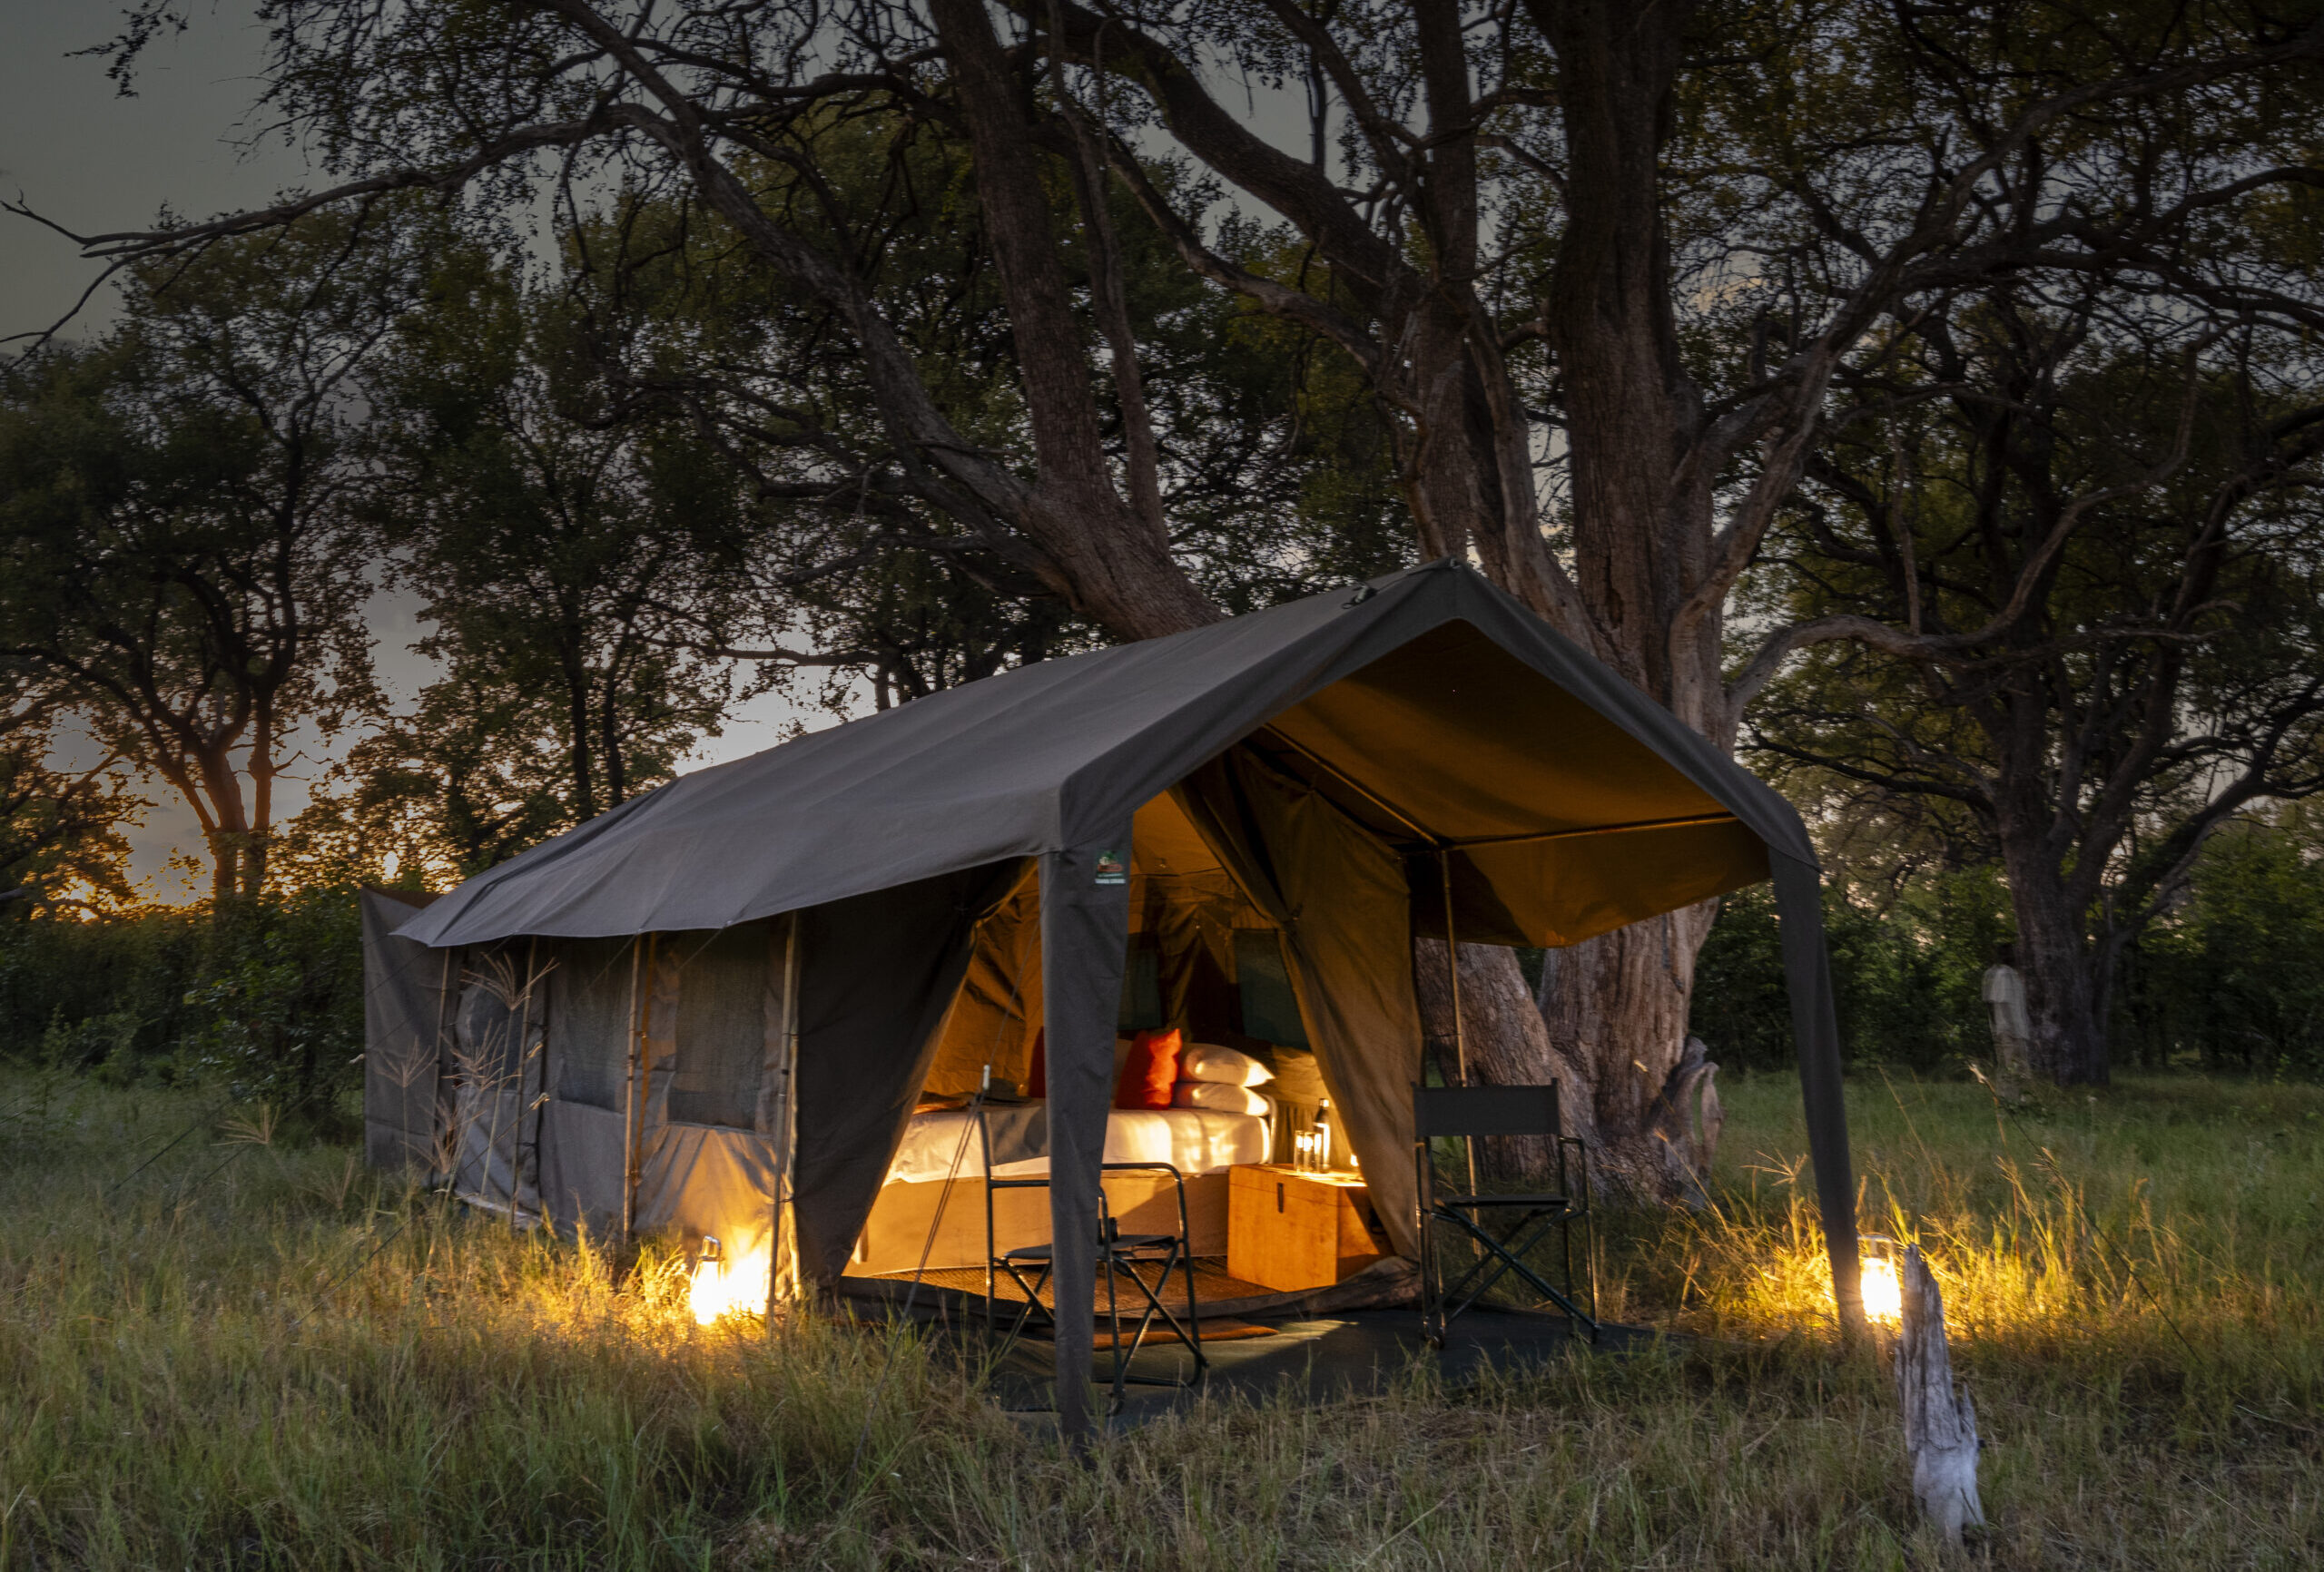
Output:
[767,911,803,1328]
[1437,849,1478,1194]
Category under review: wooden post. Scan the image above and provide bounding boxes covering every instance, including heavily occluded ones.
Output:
[1896,1244,1984,1544]
[622,937,641,1243]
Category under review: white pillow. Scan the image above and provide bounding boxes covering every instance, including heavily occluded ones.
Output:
[1178,1043,1271,1088]
[1172,1080,1271,1117]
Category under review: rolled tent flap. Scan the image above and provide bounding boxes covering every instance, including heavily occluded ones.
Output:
[1039,830,1134,1449]
[1771,852,1864,1332]
[1174,753,1424,1256]
[788,861,1025,1286]
[919,864,1044,1099]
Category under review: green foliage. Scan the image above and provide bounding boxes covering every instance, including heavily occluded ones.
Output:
[1696,811,2324,1077]
[1693,868,2014,1071]
[347,247,749,878]
[0,890,367,1114]
[0,725,137,914]
[0,907,207,1074]
[2115,804,2324,1076]
[181,885,367,1115]
[0,217,406,900]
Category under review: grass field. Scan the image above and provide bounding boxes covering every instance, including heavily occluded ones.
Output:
[1,1065,2319,1568]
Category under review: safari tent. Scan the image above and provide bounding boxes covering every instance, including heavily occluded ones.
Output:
[360,559,1861,1438]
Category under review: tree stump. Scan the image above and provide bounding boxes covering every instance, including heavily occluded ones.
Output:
[1896,1244,1984,1543]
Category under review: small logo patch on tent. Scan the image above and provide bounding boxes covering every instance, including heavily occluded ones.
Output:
[1094,850,1128,886]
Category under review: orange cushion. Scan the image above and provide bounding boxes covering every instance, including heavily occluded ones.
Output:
[1112,1027,1182,1110]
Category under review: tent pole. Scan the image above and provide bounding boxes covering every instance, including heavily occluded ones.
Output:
[431,949,456,1178]
[623,936,640,1243]
[1443,811,1740,849]
[512,936,537,1234]
[768,911,802,1331]
[1437,850,1479,1194]
[1257,726,1432,840]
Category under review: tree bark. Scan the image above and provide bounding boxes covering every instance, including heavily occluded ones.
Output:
[926,0,1216,639]
[1513,0,1735,1185]
[1995,819,2112,1085]
[1415,931,1726,1197]
[1896,1243,1984,1544]
[1532,0,1708,703]
[1413,938,1595,1177]
[1536,904,1722,1192]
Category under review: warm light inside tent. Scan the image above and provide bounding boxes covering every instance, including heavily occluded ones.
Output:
[688,1236,771,1326]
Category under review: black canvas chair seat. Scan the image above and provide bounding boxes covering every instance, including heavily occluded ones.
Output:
[998,1231,1179,1261]
[980,1111,1207,1413]
[1413,1082,1598,1347]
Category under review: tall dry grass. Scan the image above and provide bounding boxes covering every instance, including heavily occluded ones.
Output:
[1,1066,2318,1568]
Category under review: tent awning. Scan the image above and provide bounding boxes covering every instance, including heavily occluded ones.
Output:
[396,562,1817,951]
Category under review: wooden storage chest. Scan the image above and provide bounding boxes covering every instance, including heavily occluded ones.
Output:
[1226,1164,1388,1292]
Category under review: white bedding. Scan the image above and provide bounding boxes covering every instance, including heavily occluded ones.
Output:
[885,1104,1270,1184]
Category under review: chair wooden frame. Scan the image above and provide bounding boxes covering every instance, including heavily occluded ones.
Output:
[1413,1082,1598,1346]
[978,1112,1208,1412]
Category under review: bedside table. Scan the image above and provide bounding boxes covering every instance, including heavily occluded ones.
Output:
[1226,1164,1390,1292]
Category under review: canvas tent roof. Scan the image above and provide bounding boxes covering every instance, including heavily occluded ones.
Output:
[399,561,1814,950]
[390,560,1863,1441]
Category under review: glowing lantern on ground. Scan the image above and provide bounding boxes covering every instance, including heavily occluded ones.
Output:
[1860,1254,1904,1325]
[1852,1234,1905,1325]
[688,1235,773,1326]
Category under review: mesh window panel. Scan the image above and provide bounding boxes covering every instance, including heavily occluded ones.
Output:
[1118,935,1163,1032]
[1234,929,1310,1046]
[668,925,769,1129]
[454,979,527,1083]
[553,938,635,1111]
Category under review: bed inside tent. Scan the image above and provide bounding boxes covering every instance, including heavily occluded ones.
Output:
[844,786,1351,1286]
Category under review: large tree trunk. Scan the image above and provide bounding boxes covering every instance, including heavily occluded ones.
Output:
[926,0,1217,640]
[1027,0,1746,1200]
[1413,928,1723,1199]
[1538,904,1722,1194]
[1413,939,1593,1177]
[1996,826,2112,1086]
[1526,0,1728,1190]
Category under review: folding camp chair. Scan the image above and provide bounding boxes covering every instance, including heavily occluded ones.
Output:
[1413,1083,1598,1346]
[979,1112,1207,1413]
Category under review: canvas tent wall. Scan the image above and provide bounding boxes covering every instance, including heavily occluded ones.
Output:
[359,911,808,1293]
[366,560,1863,1444]
[360,888,448,1173]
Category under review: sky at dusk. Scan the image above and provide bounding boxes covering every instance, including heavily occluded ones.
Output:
[4,2,822,901]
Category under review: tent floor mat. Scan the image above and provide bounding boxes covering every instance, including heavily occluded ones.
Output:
[1095,1317,1275,1348]
[837,1254,1418,1322]
[839,1292,1654,1429]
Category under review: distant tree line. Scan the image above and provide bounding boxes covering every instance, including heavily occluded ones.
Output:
[1693,803,2324,1078]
